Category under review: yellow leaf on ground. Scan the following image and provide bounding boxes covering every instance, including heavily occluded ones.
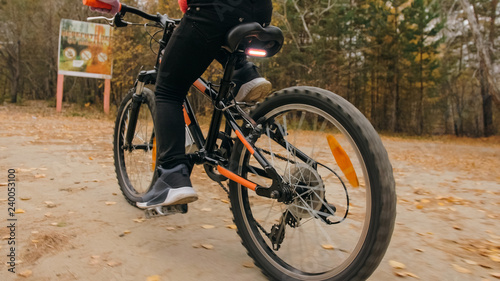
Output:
[107,261,122,267]
[321,244,335,250]
[201,244,214,250]
[226,224,237,230]
[202,225,215,229]
[389,260,406,269]
[242,261,255,268]
[490,272,500,279]
[17,269,32,278]
[15,209,25,214]
[147,275,161,281]
[105,201,117,205]
[452,264,471,274]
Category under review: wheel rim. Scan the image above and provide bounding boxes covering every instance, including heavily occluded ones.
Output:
[117,98,155,197]
[236,104,371,279]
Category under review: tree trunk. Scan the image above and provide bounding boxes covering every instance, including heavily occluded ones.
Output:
[10,40,21,103]
[460,0,500,110]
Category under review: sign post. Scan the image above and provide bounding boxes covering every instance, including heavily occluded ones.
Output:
[57,19,113,113]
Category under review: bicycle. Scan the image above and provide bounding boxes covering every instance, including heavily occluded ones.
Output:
[86,2,396,280]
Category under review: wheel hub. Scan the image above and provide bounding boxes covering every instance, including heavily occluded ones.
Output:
[284,163,325,219]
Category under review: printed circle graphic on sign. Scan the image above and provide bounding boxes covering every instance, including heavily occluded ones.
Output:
[98,52,108,63]
[63,47,77,60]
[80,49,92,61]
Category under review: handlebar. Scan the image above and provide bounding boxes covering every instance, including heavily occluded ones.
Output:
[83,0,172,26]
[120,4,160,23]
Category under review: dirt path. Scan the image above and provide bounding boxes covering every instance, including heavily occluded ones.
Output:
[0,103,499,281]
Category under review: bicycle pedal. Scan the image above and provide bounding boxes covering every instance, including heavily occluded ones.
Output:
[144,204,188,219]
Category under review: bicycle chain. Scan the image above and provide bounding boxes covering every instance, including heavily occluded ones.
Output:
[216,180,271,237]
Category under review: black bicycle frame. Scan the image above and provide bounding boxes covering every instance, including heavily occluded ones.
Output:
[119,5,300,202]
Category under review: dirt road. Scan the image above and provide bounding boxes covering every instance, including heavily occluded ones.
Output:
[0,103,499,281]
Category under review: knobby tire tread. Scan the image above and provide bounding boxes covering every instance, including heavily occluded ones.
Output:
[228,86,396,281]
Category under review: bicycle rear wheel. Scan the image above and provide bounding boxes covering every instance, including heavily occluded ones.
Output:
[113,88,156,207]
[229,86,396,280]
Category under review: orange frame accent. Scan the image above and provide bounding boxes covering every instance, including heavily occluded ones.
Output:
[193,79,206,93]
[235,130,255,154]
[217,166,257,191]
[183,107,191,126]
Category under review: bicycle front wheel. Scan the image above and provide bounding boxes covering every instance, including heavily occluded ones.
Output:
[113,88,156,207]
[229,86,396,281]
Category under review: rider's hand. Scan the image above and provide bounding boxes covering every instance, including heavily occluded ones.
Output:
[89,0,121,15]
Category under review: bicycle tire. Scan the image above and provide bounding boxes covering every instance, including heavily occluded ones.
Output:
[113,88,157,207]
[228,86,396,281]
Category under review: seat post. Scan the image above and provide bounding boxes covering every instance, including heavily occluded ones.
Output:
[216,52,239,103]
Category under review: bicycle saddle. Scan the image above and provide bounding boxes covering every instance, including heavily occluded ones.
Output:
[224,22,284,57]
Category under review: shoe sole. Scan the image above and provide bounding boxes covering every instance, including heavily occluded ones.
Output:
[136,187,198,209]
[236,78,272,102]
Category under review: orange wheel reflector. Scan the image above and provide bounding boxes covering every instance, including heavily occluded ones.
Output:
[326,134,359,187]
[152,137,157,172]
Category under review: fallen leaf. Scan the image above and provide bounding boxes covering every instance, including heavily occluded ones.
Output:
[105,201,117,205]
[415,248,425,252]
[0,183,7,186]
[394,271,420,279]
[420,199,430,203]
[490,254,500,263]
[389,260,406,269]
[452,264,471,274]
[15,209,25,214]
[165,227,176,231]
[226,224,237,230]
[44,201,56,208]
[201,244,214,250]
[416,204,424,209]
[20,197,31,200]
[491,273,500,279]
[147,275,161,281]
[202,225,215,229]
[321,244,335,250]
[453,225,462,231]
[123,230,131,235]
[50,222,58,226]
[463,259,478,265]
[242,261,255,268]
[89,157,94,160]
[31,240,39,243]
[17,269,32,278]
[133,218,146,223]
[107,261,122,267]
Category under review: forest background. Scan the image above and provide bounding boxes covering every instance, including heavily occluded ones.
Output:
[1,0,499,137]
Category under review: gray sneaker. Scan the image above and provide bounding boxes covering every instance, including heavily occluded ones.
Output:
[232,62,272,102]
[136,164,198,209]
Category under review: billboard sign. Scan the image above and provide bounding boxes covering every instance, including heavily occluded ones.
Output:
[58,19,113,79]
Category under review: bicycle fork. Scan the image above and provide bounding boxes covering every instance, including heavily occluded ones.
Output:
[124,70,157,150]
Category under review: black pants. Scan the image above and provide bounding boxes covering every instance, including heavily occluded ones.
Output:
[154,1,272,169]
